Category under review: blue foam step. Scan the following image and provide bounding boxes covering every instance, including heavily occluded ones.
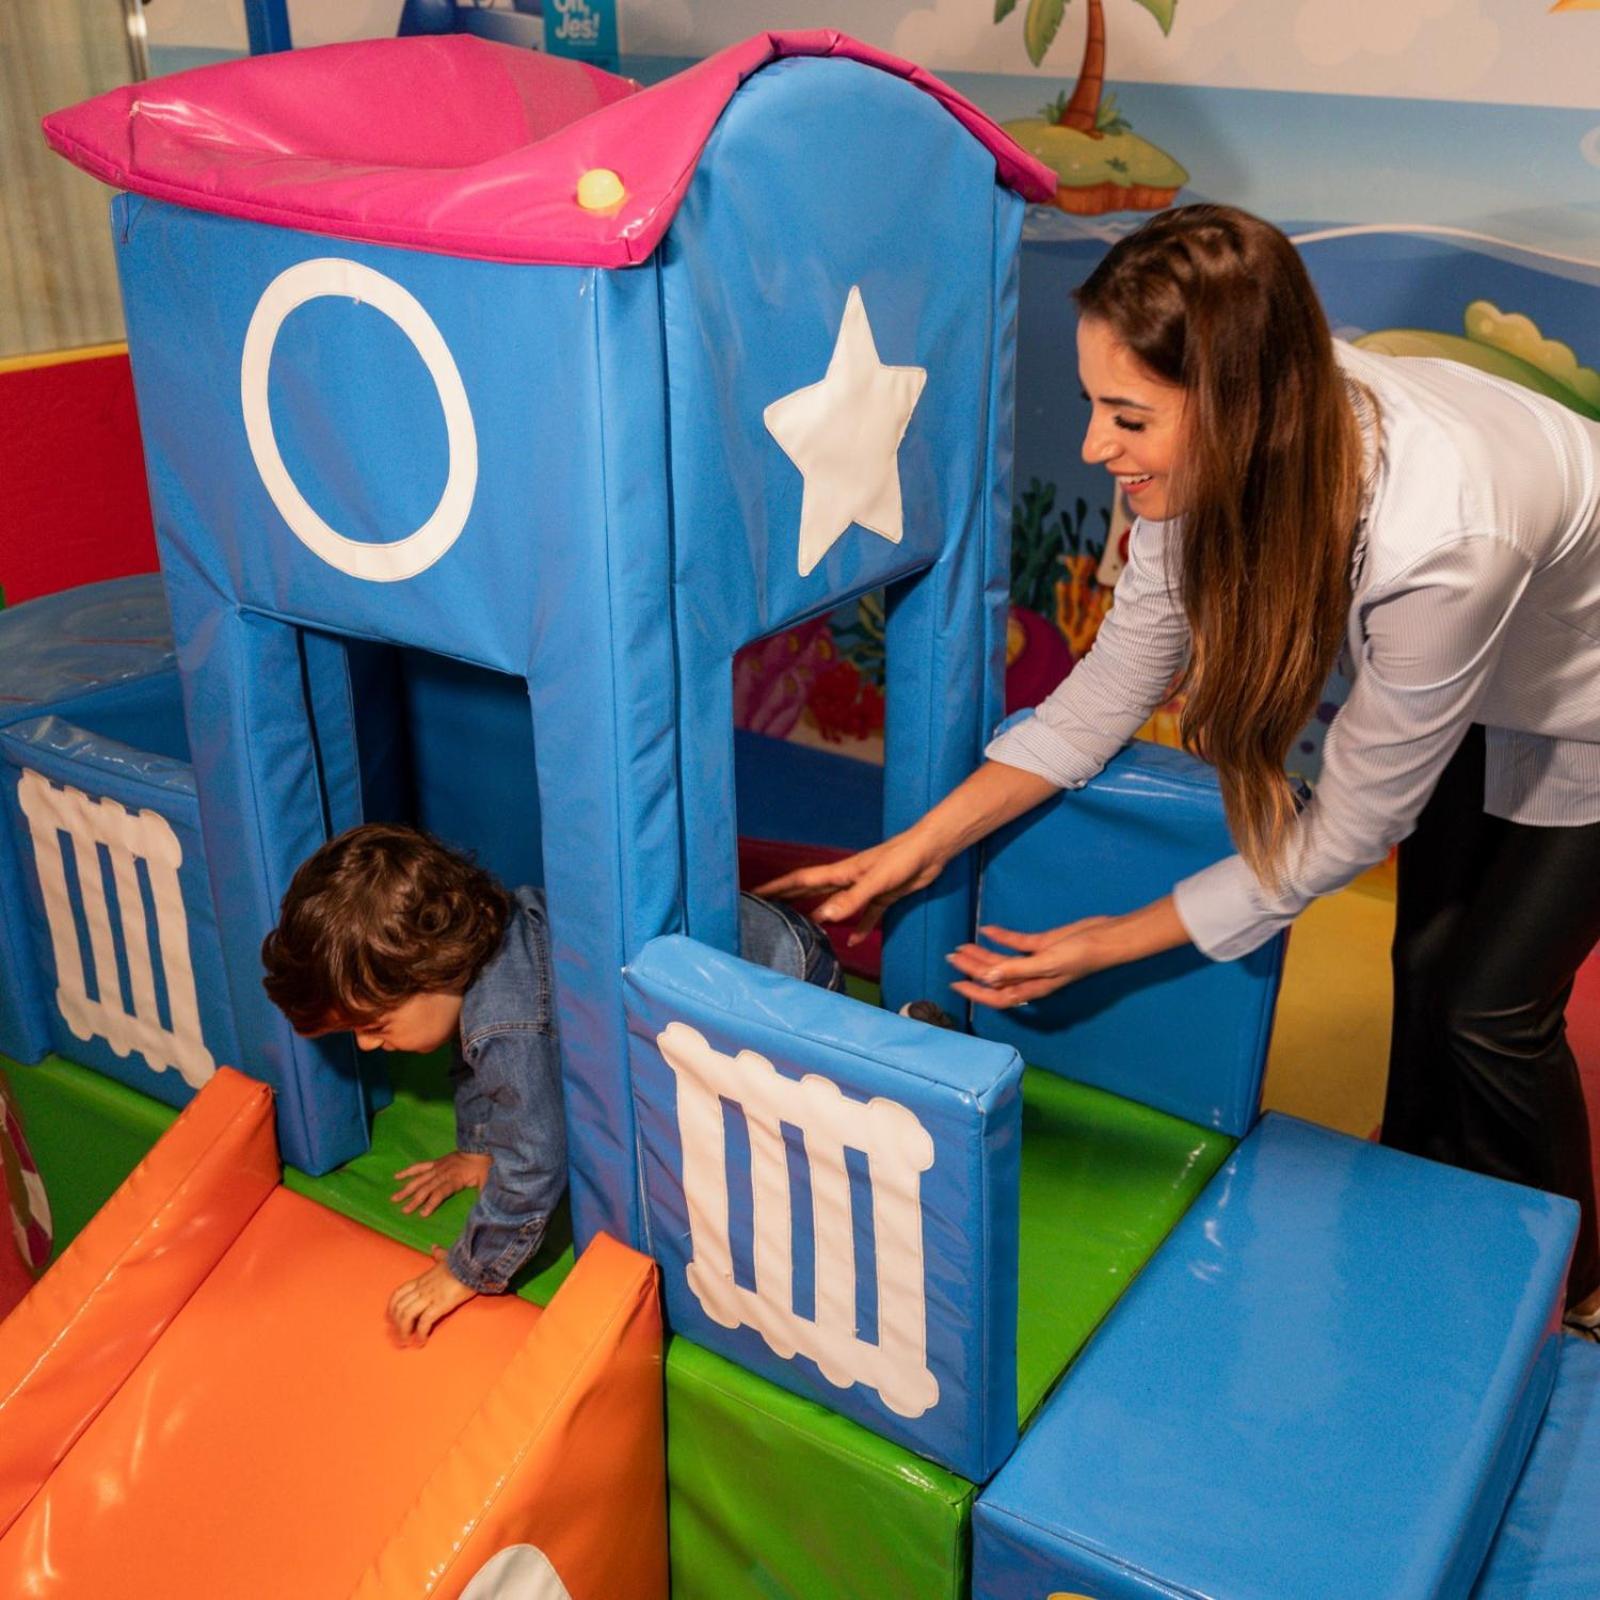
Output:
[973,1115,1577,1600]
[1474,1336,1600,1599]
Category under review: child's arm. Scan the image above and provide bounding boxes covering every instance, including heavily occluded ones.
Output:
[388,1028,565,1343]
[445,1026,566,1293]
[389,1059,492,1216]
[387,1248,478,1345]
[449,1056,494,1158]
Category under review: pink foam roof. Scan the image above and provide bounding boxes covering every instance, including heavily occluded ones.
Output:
[43,30,1056,269]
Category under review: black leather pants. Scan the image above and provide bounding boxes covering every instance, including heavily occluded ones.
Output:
[1384,725,1600,1306]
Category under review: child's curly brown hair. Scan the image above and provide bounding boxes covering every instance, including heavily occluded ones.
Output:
[261,823,511,1035]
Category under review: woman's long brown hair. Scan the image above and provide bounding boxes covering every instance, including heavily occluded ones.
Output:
[1076,205,1366,882]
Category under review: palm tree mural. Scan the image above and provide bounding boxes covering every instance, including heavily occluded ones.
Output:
[995,0,1188,215]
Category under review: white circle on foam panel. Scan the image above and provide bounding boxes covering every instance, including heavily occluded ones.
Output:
[458,1544,574,1600]
[239,257,478,582]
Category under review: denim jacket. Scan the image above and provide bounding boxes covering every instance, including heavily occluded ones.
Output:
[444,887,836,1292]
[445,887,566,1294]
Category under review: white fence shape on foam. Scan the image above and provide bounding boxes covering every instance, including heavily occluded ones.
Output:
[17,768,215,1090]
[657,1021,939,1419]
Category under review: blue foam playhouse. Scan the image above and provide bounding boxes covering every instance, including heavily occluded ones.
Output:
[44,33,1057,1204]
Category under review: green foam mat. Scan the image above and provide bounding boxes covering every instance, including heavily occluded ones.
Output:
[3,1054,177,1256]
[4,1046,1232,1600]
[1015,1065,1232,1421]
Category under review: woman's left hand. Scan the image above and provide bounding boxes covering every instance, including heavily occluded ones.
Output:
[947,895,1192,1009]
[947,918,1117,1009]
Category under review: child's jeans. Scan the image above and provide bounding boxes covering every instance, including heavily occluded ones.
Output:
[737,892,845,992]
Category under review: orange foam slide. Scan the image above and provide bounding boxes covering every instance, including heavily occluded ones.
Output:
[0,1068,666,1599]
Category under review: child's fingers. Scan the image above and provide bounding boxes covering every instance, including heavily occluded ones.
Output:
[387,1283,418,1341]
[393,1162,435,1180]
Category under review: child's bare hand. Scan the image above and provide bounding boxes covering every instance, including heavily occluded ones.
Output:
[388,1247,478,1345]
[390,1150,492,1217]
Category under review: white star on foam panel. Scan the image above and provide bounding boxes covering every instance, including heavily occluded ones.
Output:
[763,286,928,578]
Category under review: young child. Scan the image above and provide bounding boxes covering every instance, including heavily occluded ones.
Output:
[262,822,841,1343]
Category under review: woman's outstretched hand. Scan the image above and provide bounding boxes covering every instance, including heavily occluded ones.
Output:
[948,918,1115,1009]
[756,832,946,944]
[949,895,1192,1009]
[758,762,1063,944]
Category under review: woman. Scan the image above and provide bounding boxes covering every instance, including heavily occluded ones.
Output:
[763,205,1600,1335]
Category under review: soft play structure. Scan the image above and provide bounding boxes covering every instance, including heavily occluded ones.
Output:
[0,1067,666,1599]
[0,27,1593,1600]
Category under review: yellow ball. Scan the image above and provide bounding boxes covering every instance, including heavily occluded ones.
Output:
[576,168,627,213]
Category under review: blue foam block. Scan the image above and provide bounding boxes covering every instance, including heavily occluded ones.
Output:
[734,730,883,853]
[974,737,1283,1135]
[0,577,179,1065]
[626,932,1023,1480]
[973,1115,1577,1600]
[0,711,242,1108]
[0,575,174,718]
[1474,1337,1600,1599]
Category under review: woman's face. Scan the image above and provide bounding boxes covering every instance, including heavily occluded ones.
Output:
[1076,315,1187,521]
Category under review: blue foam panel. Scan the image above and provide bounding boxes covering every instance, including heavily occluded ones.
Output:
[733,730,883,854]
[114,197,657,1186]
[1474,1337,1600,1599]
[0,710,242,1108]
[0,576,174,718]
[658,57,1019,1019]
[0,579,179,1065]
[973,1116,1577,1600]
[975,735,1283,1135]
[398,648,544,892]
[627,933,1023,1480]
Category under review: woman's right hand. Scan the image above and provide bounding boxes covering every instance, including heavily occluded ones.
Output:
[756,831,947,943]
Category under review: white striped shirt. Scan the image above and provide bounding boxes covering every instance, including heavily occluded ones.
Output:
[986,343,1600,961]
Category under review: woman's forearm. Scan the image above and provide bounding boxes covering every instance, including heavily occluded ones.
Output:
[911,760,1062,864]
[1087,894,1191,965]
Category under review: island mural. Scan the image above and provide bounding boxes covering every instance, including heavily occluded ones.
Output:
[993,0,1188,215]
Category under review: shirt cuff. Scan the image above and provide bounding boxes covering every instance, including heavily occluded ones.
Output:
[1172,854,1295,963]
[984,717,1098,790]
[446,1238,508,1296]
